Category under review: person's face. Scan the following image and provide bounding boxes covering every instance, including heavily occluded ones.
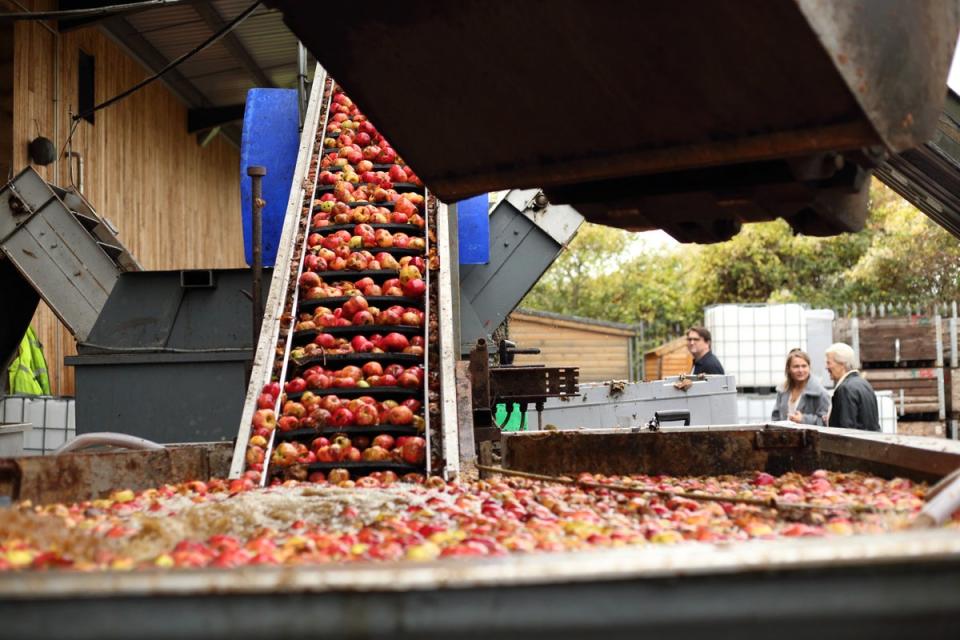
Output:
[788,356,810,385]
[825,353,846,382]
[686,332,708,358]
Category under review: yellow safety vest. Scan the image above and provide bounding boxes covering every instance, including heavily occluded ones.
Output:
[8,327,50,396]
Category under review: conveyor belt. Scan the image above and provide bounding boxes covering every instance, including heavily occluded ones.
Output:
[229,65,456,484]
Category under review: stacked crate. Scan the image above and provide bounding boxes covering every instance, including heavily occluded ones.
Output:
[834,315,946,436]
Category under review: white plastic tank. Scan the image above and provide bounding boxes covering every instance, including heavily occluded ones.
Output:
[705,304,807,389]
[805,308,836,388]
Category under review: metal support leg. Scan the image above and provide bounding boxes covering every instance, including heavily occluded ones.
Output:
[247,165,266,378]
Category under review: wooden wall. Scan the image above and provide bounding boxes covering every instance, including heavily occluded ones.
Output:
[9,2,244,395]
[508,312,635,383]
[643,337,693,381]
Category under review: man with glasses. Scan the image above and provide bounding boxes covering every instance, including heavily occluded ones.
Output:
[687,326,724,375]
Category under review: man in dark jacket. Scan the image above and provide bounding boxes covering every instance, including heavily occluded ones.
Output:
[687,326,724,375]
[825,342,880,431]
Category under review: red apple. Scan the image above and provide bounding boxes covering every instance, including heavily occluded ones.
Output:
[400,436,426,464]
[252,409,277,431]
[382,332,410,352]
[388,405,415,425]
[331,407,355,427]
[362,361,383,377]
[398,371,421,389]
[327,468,350,484]
[362,445,391,461]
[402,278,426,298]
[354,403,380,426]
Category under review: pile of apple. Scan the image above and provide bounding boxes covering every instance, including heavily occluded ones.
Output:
[244,87,432,483]
[306,228,426,260]
[270,431,427,472]
[313,194,425,226]
[295,296,424,330]
[287,362,424,393]
[297,273,425,300]
[318,161,419,190]
[1,469,948,572]
[301,233,426,275]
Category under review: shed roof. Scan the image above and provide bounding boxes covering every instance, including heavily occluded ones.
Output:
[59,1,308,146]
[511,308,638,337]
[644,336,690,358]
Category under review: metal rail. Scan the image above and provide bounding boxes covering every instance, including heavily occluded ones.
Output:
[436,202,460,479]
[228,64,329,479]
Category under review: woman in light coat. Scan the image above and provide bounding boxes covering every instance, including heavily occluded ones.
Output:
[771,349,831,425]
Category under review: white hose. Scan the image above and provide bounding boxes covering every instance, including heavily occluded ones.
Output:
[912,466,960,528]
[54,432,165,455]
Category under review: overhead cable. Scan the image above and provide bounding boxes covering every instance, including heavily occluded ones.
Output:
[71,0,262,123]
[0,0,185,21]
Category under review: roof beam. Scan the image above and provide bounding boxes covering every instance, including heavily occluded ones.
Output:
[192,2,275,89]
[100,14,242,146]
[188,104,245,133]
[56,0,197,32]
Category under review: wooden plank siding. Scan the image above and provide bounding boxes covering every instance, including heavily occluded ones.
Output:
[9,3,244,395]
[508,311,635,383]
[643,336,692,381]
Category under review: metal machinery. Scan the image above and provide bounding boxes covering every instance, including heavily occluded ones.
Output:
[466,337,579,464]
[5,3,960,637]
[0,168,141,379]
[269,0,960,242]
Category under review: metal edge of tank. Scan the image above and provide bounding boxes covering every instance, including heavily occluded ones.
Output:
[0,526,958,600]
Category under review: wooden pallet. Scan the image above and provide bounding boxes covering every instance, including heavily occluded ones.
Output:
[834,316,943,366]
[896,420,947,438]
[862,368,945,417]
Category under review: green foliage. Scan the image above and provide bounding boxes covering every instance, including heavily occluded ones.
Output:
[520,179,960,350]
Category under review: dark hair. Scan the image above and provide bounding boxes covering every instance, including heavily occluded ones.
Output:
[687,326,711,344]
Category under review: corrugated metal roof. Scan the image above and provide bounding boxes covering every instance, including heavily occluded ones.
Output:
[105,1,304,111]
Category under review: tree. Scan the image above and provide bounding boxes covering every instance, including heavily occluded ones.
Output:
[841,182,960,306]
[522,224,699,346]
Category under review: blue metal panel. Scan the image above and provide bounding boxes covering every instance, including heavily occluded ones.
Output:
[457,194,489,265]
[240,89,299,266]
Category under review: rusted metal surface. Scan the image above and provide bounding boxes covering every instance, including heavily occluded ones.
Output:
[0,443,232,504]
[796,0,958,153]
[267,1,957,244]
[467,339,490,412]
[502,427,819,478]
[502,425,960,483]
[817,428,960,482]
[455,360,477,474]
[489,365,579,403]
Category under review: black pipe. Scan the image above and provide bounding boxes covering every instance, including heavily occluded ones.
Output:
[247,165,266,360]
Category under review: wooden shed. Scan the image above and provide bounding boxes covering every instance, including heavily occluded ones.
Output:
[507,309,638,383]
[643,337,693,381]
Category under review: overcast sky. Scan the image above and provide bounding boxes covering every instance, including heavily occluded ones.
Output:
[949,39,960,93]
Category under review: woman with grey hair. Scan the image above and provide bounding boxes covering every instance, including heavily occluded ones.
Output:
[825,342,880,431]
[771,349,830,425]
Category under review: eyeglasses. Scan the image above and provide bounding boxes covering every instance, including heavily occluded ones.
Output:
[686,337,703,342]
